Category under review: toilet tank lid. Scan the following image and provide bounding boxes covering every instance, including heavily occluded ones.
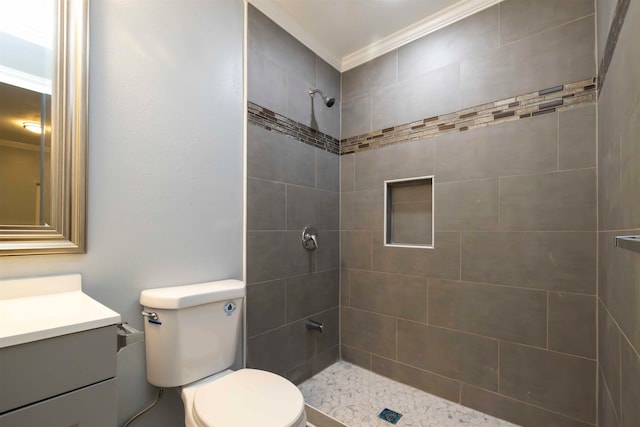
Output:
[140,279,245,309]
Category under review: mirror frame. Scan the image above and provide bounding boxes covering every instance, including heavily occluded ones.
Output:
[0,0,88,256]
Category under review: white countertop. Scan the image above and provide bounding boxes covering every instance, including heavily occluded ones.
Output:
[0,274,121,348]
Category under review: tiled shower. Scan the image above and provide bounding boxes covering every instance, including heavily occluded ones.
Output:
[246,0,640,426]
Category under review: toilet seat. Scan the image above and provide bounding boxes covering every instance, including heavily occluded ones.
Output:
[192,369,305,427]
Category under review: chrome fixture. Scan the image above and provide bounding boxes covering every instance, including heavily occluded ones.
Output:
[306,319,324,333]
[615,235,640,254]
[309,88,335,107]
[301,225,318,250]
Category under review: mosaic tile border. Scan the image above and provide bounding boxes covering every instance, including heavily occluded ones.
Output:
[340,78,596,155]
[598,0,631,94]
[248,102,340,155]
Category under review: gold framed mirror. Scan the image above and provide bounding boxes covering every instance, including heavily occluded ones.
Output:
[0,0,88,255]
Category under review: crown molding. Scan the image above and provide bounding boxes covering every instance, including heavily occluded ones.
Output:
[341,0,503,71]
[247,0,503,73]
[247,0,342,70]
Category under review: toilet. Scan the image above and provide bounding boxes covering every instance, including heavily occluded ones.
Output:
[140,280,307,427]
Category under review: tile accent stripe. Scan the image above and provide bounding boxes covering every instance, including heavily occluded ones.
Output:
[598,0,631,94]
[248,102,340,154]
[248,78,595,157]
[340,78,596,155]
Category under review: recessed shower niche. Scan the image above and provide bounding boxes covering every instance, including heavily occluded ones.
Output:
[384,176,434,248]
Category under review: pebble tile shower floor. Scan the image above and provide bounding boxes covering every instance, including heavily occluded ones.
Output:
[299,361,518,427]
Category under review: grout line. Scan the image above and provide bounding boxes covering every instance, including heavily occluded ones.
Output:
[546,291,550,350]
[497,340,501,394]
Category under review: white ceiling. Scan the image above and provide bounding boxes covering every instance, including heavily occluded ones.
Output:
[248,0,502,71]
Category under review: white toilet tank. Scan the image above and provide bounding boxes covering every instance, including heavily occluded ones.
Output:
[140,279,245,388]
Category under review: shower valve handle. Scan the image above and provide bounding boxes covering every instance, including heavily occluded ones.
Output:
[302,225,318,250]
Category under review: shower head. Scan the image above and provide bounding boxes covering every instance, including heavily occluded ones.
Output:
[309,88,335,108]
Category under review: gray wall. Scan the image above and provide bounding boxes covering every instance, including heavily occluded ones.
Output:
[340,0,598,425]
[597,0,640,425]
[246,6,341,384]
[0,1,244,426]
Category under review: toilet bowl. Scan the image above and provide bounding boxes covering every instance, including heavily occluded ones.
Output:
[182,369,306,427]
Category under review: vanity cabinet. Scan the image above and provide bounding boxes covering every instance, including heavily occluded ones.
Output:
[0,326,118,427]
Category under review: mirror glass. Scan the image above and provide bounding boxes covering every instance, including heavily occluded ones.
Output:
[0,0,54,226]
[0,0,88,255]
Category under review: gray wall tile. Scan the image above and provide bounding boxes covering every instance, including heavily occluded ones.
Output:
[499,341,596,423]
[341,307,396,359]
[434,114,557,183]
[621,340,640,427]
[340,231,372,270]
[461,16,595,106]
[559,105,596,170]
[397,321,499,390]
[247,319,313,376]
[372,356,461,402]
[355,139,434,191]
[247,280,285,337]
[316,56,341,104]
[285,230,314,277]
[434,178,499,231]
[597,0,617,64]
[372,62,460,131]
[314,307,340,354]
[342,50,397,102]
[287,185,339,231]
[287,185,318,230]
[349,270,428,322]
[428,279,547,347]
[391,200,432,245]
[316,230,339,272]
[246,231,288,284]
[371,232,460,279]
[247,178,285,230]
[599,229,640,352]
[462,385,593,427]
[247,49,287,114]
[340,189,384,230]
[340,154,355,192]
[548,292,596,359]
[619,102,640,230]
[398,7,499,81]
[500,0,594,45]
[286,270,339,322]
[247,124,315,187]
[286,71,316,128]
[316,149,340,192]
[599,370,621,427]
[599,301,621,417]
[340,269,350,306]
[248,6,316,83]
[499,169,597,231]
[461,231,596,293]
[313,97,341,139]
[341,344,371,370]
[341,95,371,139]
[290,346,339,385]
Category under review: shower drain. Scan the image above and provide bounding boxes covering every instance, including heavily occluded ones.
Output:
[379,408,403,424]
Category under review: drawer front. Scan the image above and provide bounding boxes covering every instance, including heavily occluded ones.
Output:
[0,326,117,413]
[0,378,116,427]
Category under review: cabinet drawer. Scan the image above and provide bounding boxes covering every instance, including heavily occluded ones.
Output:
[0,326,116,413]
[0,378,116,427]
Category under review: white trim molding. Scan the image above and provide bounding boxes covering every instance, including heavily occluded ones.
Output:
[248,0,502,72]
[341,0,504,71]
